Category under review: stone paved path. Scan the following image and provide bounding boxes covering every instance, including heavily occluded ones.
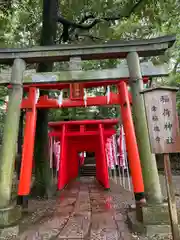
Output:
[16,177,135,240]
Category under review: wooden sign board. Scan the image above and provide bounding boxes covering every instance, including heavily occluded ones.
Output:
[142,87,180,154]
[142,87,180,239]
[70,83,84,99]
[69,57,84,100]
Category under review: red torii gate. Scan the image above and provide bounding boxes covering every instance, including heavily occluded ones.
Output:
[17,77,146,202]
[48,119,118,190]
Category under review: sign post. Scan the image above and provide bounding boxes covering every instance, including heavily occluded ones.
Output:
[141,87,180,240]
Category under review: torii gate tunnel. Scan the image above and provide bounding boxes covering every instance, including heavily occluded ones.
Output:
[18,79,144,201]
[48,119,119,190]
[0,35,176,211]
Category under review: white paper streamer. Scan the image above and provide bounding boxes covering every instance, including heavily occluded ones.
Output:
[35,88,40,104]
[53,140,61,171]
[84,88,87,107]
[119,125,131,191]
[56,143,61,171]
[58,91,63,107]
[106,138,115,169]
[106,86,110,104]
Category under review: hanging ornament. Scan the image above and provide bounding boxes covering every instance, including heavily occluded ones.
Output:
[35,88,40,104]
[58,90,63,107]
[56,142,61,172]
[106,86,110,104]
[84,88,87,107]
[112,134,118,166]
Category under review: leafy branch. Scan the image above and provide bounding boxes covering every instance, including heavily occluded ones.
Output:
[56,0,145,43]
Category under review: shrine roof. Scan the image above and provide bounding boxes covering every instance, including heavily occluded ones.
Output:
[48,119,119,127]
[140,86,179,94]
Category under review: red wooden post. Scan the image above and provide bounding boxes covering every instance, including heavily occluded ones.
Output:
[57,125,66,190]
[99,124,110,189]
[18,87,37,195]
[49,120,118,190]
[118,81,145,201]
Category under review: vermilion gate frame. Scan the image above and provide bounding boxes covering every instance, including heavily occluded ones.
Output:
[17,78,145,202]
[49,119,118,190]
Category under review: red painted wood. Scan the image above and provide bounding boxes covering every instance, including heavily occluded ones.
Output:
[51,120,118,190]
[49,119,119,126]
[70,83,84,100]
[48,130,116,137]
[99,124,110,189]
[18,87,37,195]
[57,125,67,190]
[21,93,123,109]
[118,82,144,194]
[8,76,148,90]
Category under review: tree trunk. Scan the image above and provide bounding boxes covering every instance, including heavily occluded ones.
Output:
[32,0,58,197]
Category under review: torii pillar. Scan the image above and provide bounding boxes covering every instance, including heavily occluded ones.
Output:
[0,59,25,227]
[118,81,145,202]
[127,52,163,204]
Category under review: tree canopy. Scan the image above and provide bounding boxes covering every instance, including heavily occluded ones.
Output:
[0,0,179,117]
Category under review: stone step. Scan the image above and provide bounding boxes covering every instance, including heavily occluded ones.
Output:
[127,210,180,238]
[80,171,96,176]
[80,173,96,176]
[80,165,96,176]
[84,157,96,165]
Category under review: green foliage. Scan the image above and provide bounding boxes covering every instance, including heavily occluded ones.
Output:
[82,59,119,70]
[0,0,42,48]
[0,0,180,120]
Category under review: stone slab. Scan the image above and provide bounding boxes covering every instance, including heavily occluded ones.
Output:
[127,211,146,235]
[19,215,69,239]
[58,212,91,239]
[0,225,19,239]
[142,203,180,224]
[15,178,134,239]
[0,205,21,227]
[127,210,180,237]
[146,224,173,237]
[90,228,121,240]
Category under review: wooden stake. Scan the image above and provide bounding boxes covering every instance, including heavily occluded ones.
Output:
[164,153,179,239]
